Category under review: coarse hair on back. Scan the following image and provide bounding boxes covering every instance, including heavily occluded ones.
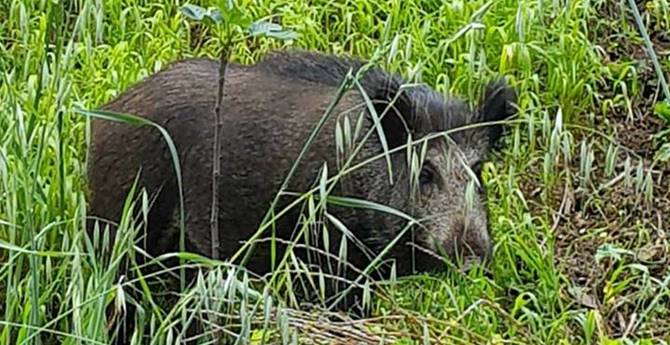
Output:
[256,50,516,148]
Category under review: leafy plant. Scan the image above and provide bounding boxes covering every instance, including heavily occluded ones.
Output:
[655,100,670,123]
[179,2,297,260]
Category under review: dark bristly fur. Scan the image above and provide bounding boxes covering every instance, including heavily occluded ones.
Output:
[259,50,515,148]
[87,49,517,343]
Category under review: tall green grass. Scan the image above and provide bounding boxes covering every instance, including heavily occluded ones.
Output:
[1,0,669,344]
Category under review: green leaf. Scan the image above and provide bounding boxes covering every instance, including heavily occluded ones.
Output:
[325,195,416,222]
[218,0,235,11]
[248,21,298,40]
[212,3,252,28]
[180,4,208,22]
[212,8,252,28]
[654,99,670,122]
[209,8,223,24]
[73,106,152,126]
[181,5,226,26]
[655,143,670,163]
[230,9,253,28]
[595,244,633,263]
[0,240,80,257]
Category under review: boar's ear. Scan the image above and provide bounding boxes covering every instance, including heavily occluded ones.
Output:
[369,82,416,149]
[477,78,517,148]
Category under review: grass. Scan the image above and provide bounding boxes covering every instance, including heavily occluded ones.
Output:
[1,0,669,344]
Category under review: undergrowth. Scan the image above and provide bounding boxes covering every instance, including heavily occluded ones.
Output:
[1,0,669,344]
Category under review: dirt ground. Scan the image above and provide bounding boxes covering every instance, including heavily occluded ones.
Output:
[519,3,670,337]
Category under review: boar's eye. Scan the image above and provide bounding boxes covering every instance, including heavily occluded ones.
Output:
[419,164,436,186]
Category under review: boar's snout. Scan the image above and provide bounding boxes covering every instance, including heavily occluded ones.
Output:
[455,216,493,264]
[428,212,493,268]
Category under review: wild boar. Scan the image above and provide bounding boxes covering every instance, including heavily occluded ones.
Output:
[87,49,516,341]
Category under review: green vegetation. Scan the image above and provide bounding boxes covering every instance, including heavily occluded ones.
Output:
[1,0,669,344]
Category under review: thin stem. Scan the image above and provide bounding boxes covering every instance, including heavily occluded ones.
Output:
[210,30,233,260]
[627,0,670,101]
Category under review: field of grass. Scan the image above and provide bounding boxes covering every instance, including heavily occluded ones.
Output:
[1,0,669,344]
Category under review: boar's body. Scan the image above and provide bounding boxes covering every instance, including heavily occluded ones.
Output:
[89,50,517,286]
[91,54,390,274]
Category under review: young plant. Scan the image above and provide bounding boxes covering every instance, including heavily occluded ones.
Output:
[179,2,297,259]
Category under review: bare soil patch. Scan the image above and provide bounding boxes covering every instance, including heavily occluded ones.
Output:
[520,2,670,338]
